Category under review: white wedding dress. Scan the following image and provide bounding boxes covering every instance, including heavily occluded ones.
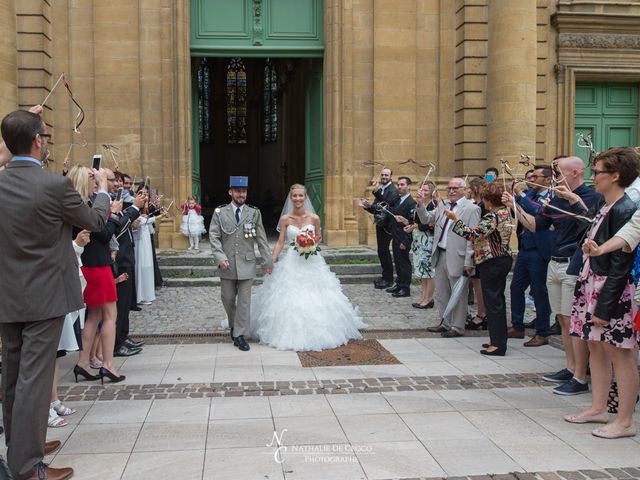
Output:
[251,224,367,351]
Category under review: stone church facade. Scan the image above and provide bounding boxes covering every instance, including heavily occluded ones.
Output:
[0,0,638,247]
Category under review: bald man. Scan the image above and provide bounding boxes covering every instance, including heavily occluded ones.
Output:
[503,156,601,396]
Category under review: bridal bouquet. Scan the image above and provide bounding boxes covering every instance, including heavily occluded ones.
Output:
[291,229,321,259]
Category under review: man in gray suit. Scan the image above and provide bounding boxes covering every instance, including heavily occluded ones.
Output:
[209,176,273,351]
[0,109,111,480]
[417,177,481,337]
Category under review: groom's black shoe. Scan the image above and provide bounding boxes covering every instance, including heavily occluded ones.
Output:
[385,284,400,294]
[374,278,393,289]
[392,288,410,298]
[235,335,250,351]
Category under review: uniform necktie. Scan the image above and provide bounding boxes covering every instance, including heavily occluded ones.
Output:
[235,207,241,224]
[437,202,457,244]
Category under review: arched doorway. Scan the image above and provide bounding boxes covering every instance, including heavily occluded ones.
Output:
[190,0,324,232]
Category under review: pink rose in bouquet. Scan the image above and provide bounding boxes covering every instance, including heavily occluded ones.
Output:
[291,229,321,259]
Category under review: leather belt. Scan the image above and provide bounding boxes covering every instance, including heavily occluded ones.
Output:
[551,256,570,263]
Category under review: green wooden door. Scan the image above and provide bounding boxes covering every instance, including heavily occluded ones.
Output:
[190,68,202,201]
[304,62,324,223]
[190,0,324,216]
[575,83,638,178]
[190,0,323,57]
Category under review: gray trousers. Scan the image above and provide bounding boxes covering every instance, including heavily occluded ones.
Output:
[220,278,253,337]
[434,250,467,334]
[1,316,64,480]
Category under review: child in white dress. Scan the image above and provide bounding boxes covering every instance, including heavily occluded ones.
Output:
[180,196,206,250]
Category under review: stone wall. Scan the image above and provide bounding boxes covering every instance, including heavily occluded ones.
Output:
[46,0,191,248]
[2,0,640,246]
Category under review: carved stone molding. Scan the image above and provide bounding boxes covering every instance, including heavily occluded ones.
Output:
[559,33,640,50]
[554,63,566,84]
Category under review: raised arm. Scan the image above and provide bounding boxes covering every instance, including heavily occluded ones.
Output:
[451,211,500,242]
[584,209,640,256]
[502,192,540,233]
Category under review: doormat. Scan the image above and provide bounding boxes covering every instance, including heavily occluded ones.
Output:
[297,339,400,367]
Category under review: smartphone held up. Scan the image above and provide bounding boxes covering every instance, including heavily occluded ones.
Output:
[92,154,102,171]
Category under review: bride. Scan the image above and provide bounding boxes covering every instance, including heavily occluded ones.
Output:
[251,184,367,351]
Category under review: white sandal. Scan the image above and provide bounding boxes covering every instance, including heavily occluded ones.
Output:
[48,408,68,428]
[51,400,76,417]
[90,358,103,369]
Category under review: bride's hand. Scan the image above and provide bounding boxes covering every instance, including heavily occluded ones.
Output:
[264,267,273,275]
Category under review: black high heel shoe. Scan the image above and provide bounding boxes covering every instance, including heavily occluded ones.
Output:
[99,367,126,384]
[480,348,506,357]
[466,315,487,331]
[74,365,100,382]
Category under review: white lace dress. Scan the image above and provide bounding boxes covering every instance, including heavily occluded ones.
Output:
[251,224,367,351]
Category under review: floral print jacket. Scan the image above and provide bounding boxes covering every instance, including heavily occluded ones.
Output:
[452,207,512,265]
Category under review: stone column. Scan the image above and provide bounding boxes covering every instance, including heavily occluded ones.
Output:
[0,0,18,114]
[486,0,537,166]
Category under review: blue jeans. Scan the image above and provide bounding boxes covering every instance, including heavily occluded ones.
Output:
[510,249,552,336]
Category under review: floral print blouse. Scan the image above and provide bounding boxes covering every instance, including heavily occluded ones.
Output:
[452,207,512,265]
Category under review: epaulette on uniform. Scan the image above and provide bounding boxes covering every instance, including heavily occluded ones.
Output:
[245,204,258,209]
[213,204,228,213]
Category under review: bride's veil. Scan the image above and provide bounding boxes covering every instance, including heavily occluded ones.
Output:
[276,189,316,232]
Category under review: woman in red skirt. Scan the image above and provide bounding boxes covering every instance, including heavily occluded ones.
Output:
[68,166,125,383]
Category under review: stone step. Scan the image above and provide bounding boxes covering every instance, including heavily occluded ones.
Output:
[161,263,381,277]
[164,272,380,287]
[161,262,382,284]
[157,255,216,267]
[162,265,218,277]
[157,248,379,267]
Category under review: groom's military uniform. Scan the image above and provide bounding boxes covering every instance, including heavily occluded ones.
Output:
[209,177,272,347]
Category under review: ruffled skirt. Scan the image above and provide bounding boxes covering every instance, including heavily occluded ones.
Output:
[251,248,367,351]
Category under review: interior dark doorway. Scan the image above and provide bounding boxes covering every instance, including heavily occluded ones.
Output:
[193,57,320,233]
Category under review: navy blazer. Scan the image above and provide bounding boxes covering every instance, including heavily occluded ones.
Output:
[516,189,553,262]
[115,206,142,269]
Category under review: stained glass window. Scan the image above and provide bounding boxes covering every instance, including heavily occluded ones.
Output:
[226,58,247,144]
[263,60,278,143]
[197,58,211,143]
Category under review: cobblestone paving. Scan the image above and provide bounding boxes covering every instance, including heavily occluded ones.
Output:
[130,284,536,335]
[56,373,553,401]
[415,469,640,480]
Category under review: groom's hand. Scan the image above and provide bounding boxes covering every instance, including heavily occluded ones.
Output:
[219,260,230,270]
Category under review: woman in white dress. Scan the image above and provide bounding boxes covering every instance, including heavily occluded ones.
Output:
[251,184,367,351]
[48,232,89,428]
[134,189,156,304]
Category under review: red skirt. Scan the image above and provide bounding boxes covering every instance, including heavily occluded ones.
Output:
[81,265,117,307]
[635,309,640,332]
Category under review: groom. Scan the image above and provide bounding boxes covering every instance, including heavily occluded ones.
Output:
[209,176,273,351]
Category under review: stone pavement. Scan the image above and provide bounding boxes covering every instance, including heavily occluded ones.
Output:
[129,283,536,335]
[9,337,639,480]
[4,270,637,479]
